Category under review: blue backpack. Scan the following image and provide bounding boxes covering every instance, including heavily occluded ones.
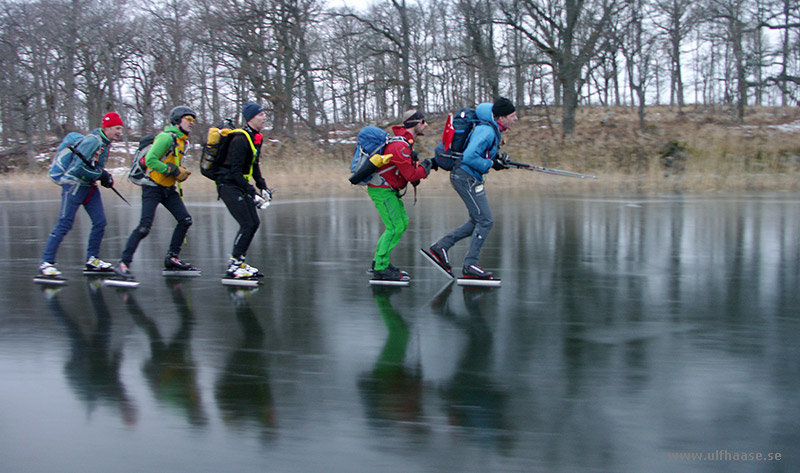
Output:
[48,132,95,185]
[348,126,403,185]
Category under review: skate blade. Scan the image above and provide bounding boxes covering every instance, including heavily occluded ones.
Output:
[369,279,410,287]
[221,278,261,287]
[83,269,116,276]
[457,278,501,287]
[419,249,454,278]
[162,269,202,277]
[103,278,140,288]
[33,276,67,286]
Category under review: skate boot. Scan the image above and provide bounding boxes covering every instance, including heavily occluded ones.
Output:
[39,262,62,277]
[369,261,409,278]
[222,258,260,287]
[85,256,114,274]
[163,253,201,277]
[457,264,501,287]
[34,262,67,285]
[369,266,410,286]
[104,261,140,288]
[229,257,263,278]
[462,264,494,279]
[429,244,451,271]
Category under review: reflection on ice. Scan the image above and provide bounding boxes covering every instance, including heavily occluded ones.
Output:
[0,192,798,472]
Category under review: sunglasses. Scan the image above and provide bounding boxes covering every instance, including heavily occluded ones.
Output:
[183,116,196,123]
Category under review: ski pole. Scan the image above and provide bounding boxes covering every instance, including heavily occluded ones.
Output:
[506,160,597,179]
[68,145,132,205]
[108,185,131,206]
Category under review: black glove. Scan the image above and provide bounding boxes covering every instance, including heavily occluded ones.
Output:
[429,157,439,171]
[411,150,419,163]
[492,153,510,171]
[420,158,433,176]
[165,162,180,177]
[99,170,113,188]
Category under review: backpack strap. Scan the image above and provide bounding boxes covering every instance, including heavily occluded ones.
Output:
[143,132,179,180]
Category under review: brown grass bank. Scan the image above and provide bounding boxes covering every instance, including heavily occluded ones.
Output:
[2,105,799,195]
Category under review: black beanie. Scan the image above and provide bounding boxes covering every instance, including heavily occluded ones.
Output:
[492,97,516,117]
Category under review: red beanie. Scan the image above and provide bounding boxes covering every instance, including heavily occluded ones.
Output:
[102,112,123,128]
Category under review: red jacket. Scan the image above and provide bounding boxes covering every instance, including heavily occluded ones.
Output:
[368,126,427,190]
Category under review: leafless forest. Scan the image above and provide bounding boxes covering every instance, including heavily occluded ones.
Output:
[1,0,798,166]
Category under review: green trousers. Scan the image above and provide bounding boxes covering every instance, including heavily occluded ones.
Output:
[368,186,409,271]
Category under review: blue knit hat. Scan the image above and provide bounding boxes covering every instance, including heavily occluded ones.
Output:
[242,102,264,122]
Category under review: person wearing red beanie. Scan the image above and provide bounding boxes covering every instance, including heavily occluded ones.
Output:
[38,112,124,281]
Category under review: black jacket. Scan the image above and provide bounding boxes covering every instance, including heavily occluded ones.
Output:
[217,126,266,196]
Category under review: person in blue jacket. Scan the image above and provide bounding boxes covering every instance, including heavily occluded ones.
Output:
[39,112,124,278]
[427,97,518,280]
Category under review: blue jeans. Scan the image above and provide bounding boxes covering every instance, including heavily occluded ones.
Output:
[42,185,106,263]
[436,167,493,267]
[121,185,192,264]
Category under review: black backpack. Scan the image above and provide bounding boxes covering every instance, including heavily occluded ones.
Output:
[434,108,496,171]
[200,119,237,181]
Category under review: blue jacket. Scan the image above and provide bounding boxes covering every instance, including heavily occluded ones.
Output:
[458,102,501,181]
[71,128,112,185]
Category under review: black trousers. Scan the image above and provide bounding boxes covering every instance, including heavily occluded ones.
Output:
[218,183,260,260]
[122,185,191,264]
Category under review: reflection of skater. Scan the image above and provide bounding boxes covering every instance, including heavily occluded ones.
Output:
[358,286,425,432]
[215,288,276,435]
[39,113,124,279]
[44,283,137,425]
[432,286,511,448]
[121,283,206,426]
[426,98,518,281]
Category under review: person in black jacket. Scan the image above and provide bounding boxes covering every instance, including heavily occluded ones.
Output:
[217,102,271,279]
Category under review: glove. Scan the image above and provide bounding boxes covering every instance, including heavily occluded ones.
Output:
[176,165,191,182]
[165,162,180,176]
[429,157,439,171]
[253,193,270,209]
[420,158,432,176]
[492,153,510,170]
[260,187,274,202]
[99,170,113,188]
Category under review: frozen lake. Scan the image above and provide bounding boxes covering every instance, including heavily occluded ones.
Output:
[1,188,798,472]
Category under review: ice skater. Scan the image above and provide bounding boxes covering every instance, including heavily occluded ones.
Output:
[112,106,196,286]
[423,97,518,284]
[37,112,124,283]
[216,102,272,285]
[367,110,432,284]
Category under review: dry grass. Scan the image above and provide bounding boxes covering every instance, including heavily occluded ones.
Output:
[3,105,799,195]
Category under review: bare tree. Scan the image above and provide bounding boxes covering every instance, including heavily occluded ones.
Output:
[500,0,620,136]
[651,0,699,110]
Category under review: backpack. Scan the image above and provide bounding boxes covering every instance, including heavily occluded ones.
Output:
[127,133,177,186]
[348,126,404,185]
[49,132,101,185]
[434,108,498,171]
[200,119,236,181]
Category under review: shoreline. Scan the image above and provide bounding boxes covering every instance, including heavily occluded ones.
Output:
[2,166,798,201]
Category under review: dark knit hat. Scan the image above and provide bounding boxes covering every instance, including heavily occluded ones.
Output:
[492,97,516,117]
[242,102,264,123]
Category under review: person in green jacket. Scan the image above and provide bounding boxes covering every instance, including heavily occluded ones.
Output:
[115,106,196,282]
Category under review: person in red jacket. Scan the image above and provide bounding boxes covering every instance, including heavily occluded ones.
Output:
[367,110,433,282]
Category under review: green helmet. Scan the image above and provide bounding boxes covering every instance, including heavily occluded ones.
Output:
[170,106,196,125]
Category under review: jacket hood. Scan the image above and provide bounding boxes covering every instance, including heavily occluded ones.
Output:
[476,103,495,122]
